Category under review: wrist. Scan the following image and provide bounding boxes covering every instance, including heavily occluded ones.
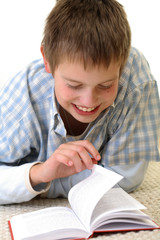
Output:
[29,163,46,187]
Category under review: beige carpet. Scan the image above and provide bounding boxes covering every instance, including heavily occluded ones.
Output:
[0,162,160,240]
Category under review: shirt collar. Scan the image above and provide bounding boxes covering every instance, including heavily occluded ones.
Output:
[110,101,115,109]
[50,88,67,136]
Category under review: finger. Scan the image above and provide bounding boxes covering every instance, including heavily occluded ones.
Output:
[71,140,101,161]
[49,151,73,167]
[92,158,98,165]
[57,141,100,170]
[54,148,85,172]
[65,142,95,170]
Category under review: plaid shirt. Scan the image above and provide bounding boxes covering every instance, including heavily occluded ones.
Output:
[0,47,159,204]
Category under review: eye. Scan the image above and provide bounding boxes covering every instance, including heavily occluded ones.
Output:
[66,83,83,90]
[98,83,114,90]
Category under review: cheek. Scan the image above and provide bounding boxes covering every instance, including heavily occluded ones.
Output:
[110,82,118,97]
[102,85,118,103]
[55,85,76,102]
[110,85,118,98]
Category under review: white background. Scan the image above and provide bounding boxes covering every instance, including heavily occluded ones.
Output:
[0,0,159,92]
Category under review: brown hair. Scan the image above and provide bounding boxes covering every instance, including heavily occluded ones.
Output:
[42,0,131,73]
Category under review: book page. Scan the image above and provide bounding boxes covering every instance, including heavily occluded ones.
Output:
[10,207,88,240]
[90,188,146,230]
[68,165,123,231]
[95,217,159,231]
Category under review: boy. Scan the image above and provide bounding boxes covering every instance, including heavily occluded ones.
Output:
[0,0,159,204]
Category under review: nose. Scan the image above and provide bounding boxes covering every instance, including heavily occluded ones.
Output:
[80,89,98,107]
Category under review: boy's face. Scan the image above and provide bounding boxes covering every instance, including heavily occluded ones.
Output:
[54,60,120,123]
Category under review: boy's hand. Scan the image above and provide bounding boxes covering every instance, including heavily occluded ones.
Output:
[29,140,101,187]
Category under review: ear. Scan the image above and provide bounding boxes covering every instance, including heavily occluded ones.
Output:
[40,45,51,73]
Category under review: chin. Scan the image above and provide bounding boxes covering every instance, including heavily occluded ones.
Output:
[75,114,99,124]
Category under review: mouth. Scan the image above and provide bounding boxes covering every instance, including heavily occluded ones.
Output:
[76,105,97,112]
[72,104,100,115]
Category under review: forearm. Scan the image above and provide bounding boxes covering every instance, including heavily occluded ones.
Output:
[0,163,50,205]
[44,160,149,199]
[46,169,91,199]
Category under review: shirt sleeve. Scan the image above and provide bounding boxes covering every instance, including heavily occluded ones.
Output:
[101,50,160,167]
[100,49,160,192]
[0,162,50,205]
[0,64,50,204]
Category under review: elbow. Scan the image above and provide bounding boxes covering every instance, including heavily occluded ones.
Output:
[111,160,149,193]
[118,176,144,193]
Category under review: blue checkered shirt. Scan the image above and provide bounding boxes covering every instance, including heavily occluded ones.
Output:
[0,47,159,204]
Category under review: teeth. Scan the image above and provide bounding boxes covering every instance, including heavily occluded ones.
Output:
[76,106,96,112]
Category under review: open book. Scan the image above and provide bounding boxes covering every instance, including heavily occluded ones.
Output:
[8,165,160,240]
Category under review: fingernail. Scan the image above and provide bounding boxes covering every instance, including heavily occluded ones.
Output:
[68,161,73,166]
[96,154,101,160]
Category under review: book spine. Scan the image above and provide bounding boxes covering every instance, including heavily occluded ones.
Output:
[8,221,14,240]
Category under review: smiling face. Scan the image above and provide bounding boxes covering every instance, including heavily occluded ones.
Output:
[53,61,120,123]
